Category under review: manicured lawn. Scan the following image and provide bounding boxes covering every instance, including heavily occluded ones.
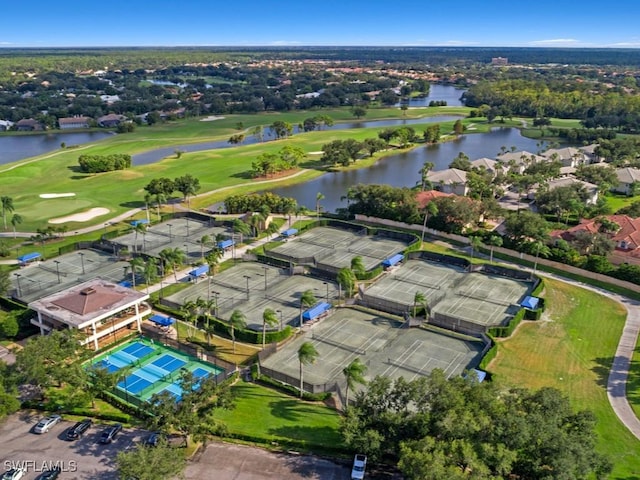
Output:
[604,192,638,213]
[489,279,640,479]
[214,382,343,451]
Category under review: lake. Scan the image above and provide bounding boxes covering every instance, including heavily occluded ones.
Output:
[397,84,467,107]
[270,128,545,213]
[0,131,114,165]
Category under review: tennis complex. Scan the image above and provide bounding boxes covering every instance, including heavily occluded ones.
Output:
[91,337,224,403]
[260,307,485,394]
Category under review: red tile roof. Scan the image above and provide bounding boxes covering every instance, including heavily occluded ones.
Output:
[415,190,453,208]
[551,214,640,251]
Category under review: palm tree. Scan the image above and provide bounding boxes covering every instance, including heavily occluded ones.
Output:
[486,236,503,263]
[144,193,152,223]
[315,192,325,219]
[262,308,279,348]
[266,222,280,239]
[198,234,212,261]
[155,193,166,218]
[469,236,483,261]
[233,219,251,244]
[1,196,14,231]
[159,247,186,282]
[205,247,223,278]
[133,222,147,253]
[297,341,319,398]
[180,300,198,338]
[229,309,247,354]
[299,289,316,329]
[203,324,217,348]
[342,358,367,407]
[350,256,365,276]
[142,258,158,294]
[128,257,145,288]
[10,213,22,239]
[418,161,435,191]
[420,202,438,246]
[413,291,427,318]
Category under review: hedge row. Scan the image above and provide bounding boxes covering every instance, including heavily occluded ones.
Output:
[488,308,526,338]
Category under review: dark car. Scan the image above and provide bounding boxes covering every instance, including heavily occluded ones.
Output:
[143,431,163,447]
[35,467,61,480]
[99,423,122,444]
[65,418,92,440]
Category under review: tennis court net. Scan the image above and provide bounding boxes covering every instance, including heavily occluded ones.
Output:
[210,278,248,292]
[38,263,69,277]
[387,357,425,376]
[312,333,366,355]
[456,291,513,307]
[297,236,334,249]
[392,275,441,290]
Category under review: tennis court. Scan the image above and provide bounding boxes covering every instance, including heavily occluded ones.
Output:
[90,337,224,403]
[111,218,231,260]
[360,259,531,330]
[269,226,411,272]
[260,307,484,391]
[164,262,339,330]
[11,248,134,303]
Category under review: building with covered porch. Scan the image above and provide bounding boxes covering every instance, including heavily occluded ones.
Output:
[28,279,151,350]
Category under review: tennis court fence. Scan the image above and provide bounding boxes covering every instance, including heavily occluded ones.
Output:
[430,311,488,336]
[259,364,340,396]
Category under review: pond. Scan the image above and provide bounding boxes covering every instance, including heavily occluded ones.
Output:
[269,128,545,213]
[397,84,467,107]
[0,131,114,165]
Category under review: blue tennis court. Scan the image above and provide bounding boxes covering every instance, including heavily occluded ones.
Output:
[142,362,169,379]
[151,354,188,373]
[118,374,153,395]
[192,367,212,380]
[121,341,156,359]
[161,384,183,401]
[112,350,138,366]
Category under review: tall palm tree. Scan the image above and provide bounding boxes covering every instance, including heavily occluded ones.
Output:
[469,236,483,261]
[142,258,158,294]
[298,341,319,398]
[10,213,22,239]
[198,234,212,261]
[262,308,279,348]
[133,222,147,253]
[342,358,367,406]
[229,309,247,354]
[203,324,217,348]
[144,193,152,223]
[350,256,365,276]
[418,161,435,191]
[180,300,199,338]
[1,196,14,231]
[299,289,316,329]
[315,192,325,219]
[421,202,438,245]
[128,257,145,288]
[159,247,186,282]
[233,219,251,244]
[155,193,166,219]
[413,291,427,318]
[487,236,503,263]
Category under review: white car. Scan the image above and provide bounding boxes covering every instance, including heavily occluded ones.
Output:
[1,468,25,480]
[351,454,367,480]
[33,414,62,434]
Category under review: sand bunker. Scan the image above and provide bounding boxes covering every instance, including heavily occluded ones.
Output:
[49,207,110,224]
[308,151,324,155]
[39,193,76,199]
[200,115,226,122]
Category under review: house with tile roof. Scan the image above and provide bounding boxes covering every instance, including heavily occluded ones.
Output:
[551,214,640,265]
[415,190,453,208]
[534,176,600,205]
[58,116,91,130]
[496,151,545,174]
[28,279,151,350]
[542,147,588,168]
[471,157,499,177]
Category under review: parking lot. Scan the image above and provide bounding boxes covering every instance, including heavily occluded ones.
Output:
[0,412,142,480]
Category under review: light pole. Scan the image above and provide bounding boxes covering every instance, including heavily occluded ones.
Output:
[53,260,61,284]
[213,291,220,317]
[183,243,189,259]
[243,275,251,300]
[167,223,173,239]
[263,266,268,299]
[186,217,190,238]
[14,273,21,297]
[276,309,283,330]
[323,281,329,303]
[78,252,85,274]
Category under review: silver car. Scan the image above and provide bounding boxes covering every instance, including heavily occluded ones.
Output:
[33,414,62,434]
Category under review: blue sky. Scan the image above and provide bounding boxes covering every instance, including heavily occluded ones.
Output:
[2,0,640,48]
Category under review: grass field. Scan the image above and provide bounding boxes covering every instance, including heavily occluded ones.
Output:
[213,382,343,452]
[0,107,474,231]
[488,279,640,479]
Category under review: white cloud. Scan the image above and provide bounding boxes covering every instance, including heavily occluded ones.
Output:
[608,41,640,47]
[0,42,14,45]
[528,38,581,47]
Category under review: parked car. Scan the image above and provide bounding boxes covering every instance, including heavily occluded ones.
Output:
[65,418,92,440]
[143,431,163,447]
[99,423,122,444]
[351,454,367,480]
[1,468,25,480]
[35,467,61,480]
[33,414,62,434]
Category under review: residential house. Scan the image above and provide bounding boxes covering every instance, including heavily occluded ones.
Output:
[426,168,469,196]
[550,214,640,265]
[534,176,599,205]
[58,116,91,130]
[579,144,604,164]
[0,120,14,131]
[495,150,545,174]
[470,157,499,177]
[28,279,151,351]
[415,190,453,209]
[542,147,588,168]
[613,167,640,195]
[16,118,43,131]
[97,113,126,128]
